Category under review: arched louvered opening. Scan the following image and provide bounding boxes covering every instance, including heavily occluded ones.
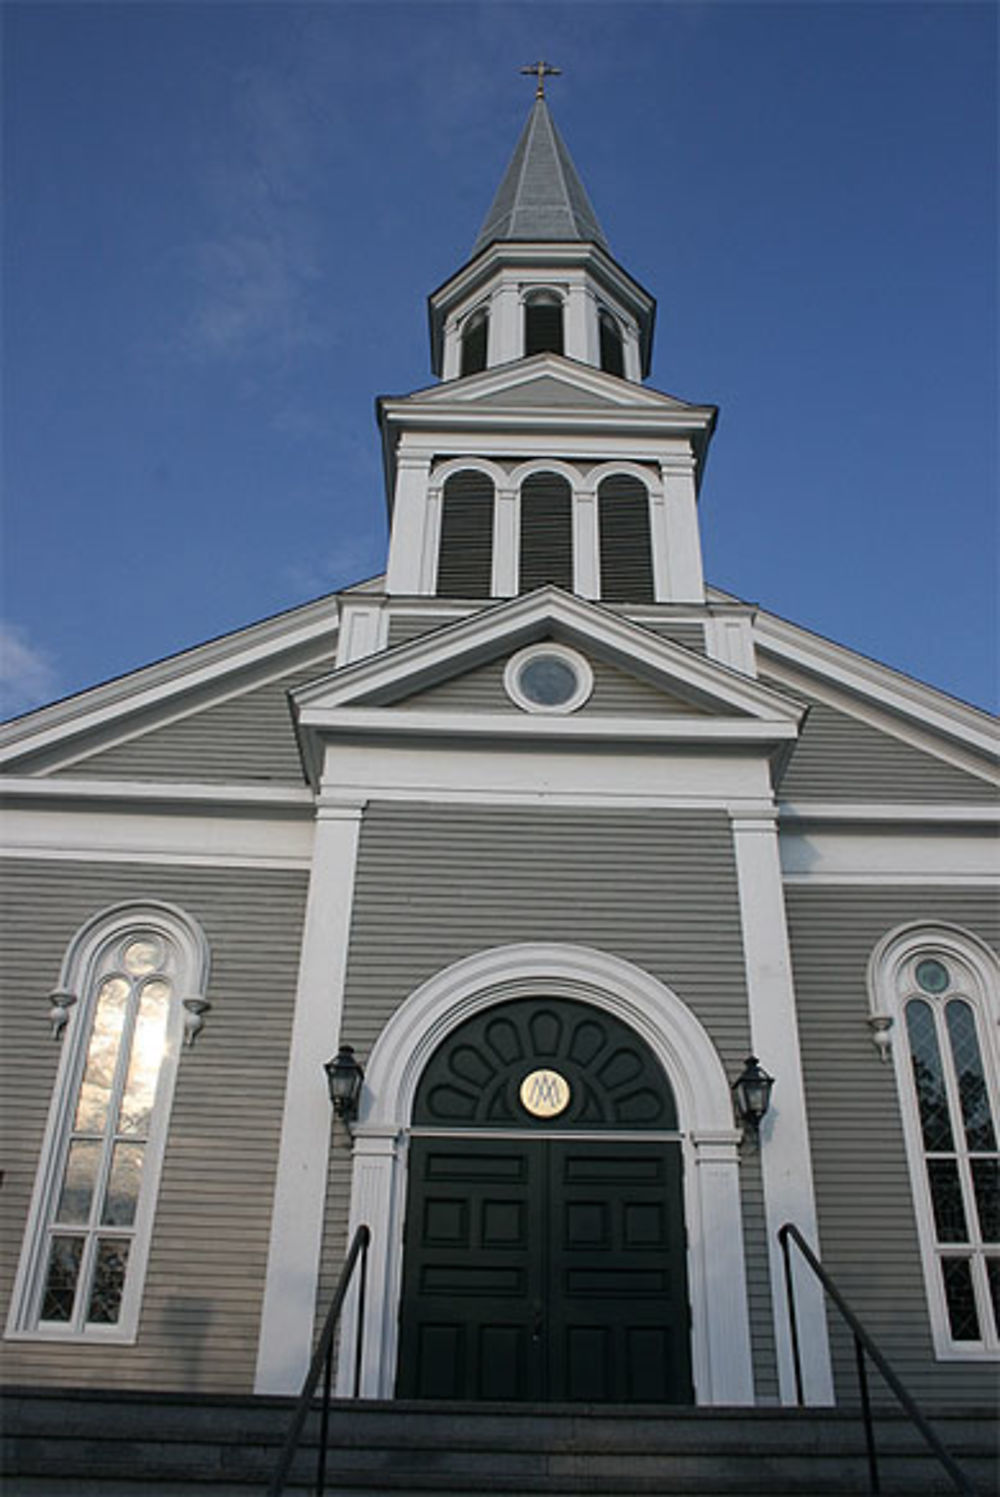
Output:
[519,472,573,592]
[598,475,655,602]
[599,310,625,378]
[524,292,564,357]
[437,470,495,598]
[460,309,488,377]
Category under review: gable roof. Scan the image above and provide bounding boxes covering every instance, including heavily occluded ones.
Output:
[472,98,609,257]
[292,587,805,786]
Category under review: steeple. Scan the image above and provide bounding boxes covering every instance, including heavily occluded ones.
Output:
[472,97,609,258]
[428,90,655,382]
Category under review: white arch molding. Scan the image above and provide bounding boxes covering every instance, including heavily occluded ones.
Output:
[337,943,755,1405]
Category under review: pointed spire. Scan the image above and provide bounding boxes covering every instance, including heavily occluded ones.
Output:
[472,97,609,258]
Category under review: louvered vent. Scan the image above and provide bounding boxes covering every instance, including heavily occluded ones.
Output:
[519,473,573,592]
[525,302,564,356]
[437,470,495,597]
[598,475,654,602]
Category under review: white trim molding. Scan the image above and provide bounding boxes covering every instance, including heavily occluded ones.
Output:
[337,943,755,1407]
[253,795,365,1395]
[867,923,1000,1360]
[731,813,835,1406]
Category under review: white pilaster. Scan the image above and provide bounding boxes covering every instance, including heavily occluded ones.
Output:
[335,599,389,668]
[691,1132,755,1404]
[573,485,600,598]
[660,455,705,602]
[731,812,834,1406]
[491,282,521,365]
[564,283,593,365]
[493,485,518,597]
[254,795,365,1395]
[705,614,757,677]
[441,319,460,382]
[336,1127,404,1397]
[623,324,642,383]
[386,453,433,595]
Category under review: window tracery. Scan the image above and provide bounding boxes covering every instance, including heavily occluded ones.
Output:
[7,903,209,1341]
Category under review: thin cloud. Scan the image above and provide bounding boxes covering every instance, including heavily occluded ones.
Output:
[0,623,58,720]
[176,66,329,363]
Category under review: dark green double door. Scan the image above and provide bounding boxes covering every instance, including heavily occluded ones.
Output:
[396,1136,692,1403]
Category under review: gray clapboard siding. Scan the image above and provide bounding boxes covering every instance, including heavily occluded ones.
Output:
[633,620,707,654]
[314,802,778,1399]
[387,614,463,648]
[785,885,999,1408]
[0,859,308,1394]
[767,679,995,803]
[390,652,710,716]
[51,655,336,785]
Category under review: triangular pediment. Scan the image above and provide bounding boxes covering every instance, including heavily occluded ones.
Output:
[293,588,804,785]
[394,355,704,414]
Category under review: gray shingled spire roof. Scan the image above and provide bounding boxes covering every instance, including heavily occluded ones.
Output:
[472,98,609,257]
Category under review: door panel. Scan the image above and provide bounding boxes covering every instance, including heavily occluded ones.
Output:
[397,1137,692,1402]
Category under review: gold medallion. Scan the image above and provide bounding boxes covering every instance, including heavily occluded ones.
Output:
[519,1068,570,1119]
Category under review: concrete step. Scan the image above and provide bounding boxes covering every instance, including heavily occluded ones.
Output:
[2,1388,994,1496]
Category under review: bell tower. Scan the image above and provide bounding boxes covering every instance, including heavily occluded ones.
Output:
[377,68,732,653]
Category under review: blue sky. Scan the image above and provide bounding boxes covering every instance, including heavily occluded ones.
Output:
[3,0,997,717]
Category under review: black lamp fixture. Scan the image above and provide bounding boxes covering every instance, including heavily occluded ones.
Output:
[732,1055,774,1137]
[324,1045,364,1122]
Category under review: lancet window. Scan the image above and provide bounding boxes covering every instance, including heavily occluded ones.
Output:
[7,903,209,1341]
[872,925,1000,1357]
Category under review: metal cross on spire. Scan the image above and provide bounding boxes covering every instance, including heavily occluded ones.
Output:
[520,60,561,99]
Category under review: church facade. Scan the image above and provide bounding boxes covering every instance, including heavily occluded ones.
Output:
[2,92,997,1415]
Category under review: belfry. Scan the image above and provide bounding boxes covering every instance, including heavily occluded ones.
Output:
[1,69,997,1495]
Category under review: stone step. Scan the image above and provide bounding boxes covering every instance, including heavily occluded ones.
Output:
[2,1389,994,1496]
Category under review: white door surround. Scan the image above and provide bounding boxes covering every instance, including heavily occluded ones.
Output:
[338,942,755,1406]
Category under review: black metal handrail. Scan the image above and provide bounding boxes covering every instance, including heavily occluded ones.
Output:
[267,1223,371,1497]
[778,1222,974,1496]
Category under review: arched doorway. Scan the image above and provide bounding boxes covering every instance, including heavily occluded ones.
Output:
[338,944,753,1406]
[395,996,692,1402]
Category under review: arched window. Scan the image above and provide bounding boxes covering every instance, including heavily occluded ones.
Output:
[7,903,209,1341]
[598,474,654,603]
[599,309,625,378]
[519,471,573,592]
[524,291,564,357]
[870,925,999,1356]
[437,469,495,598]
[460,308,488,377]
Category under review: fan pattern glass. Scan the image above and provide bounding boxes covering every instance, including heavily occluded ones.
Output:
[39,934,173,1329]
[903,955,999,1347]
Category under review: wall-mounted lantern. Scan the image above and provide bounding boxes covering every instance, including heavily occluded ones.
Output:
[324,1045,364,1123]
[732,1054,774,1138]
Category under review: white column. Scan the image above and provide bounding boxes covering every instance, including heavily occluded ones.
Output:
[564,283,593,365]
[336,1126,403,1397]
[731,812,834,1406]
[385,453,432,595]
[573,485,600,598]
[254,794,365,1395]
[441,319,460,382]
[624,324,643,383]
[493,485,518,596]
[660,455,705,602]
[691,1132,755,1405]
[490,282,521,365]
